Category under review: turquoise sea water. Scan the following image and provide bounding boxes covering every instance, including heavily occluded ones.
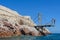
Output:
[0,33,60,40]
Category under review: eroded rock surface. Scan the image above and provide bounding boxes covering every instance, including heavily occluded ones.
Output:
[0,5,50,37]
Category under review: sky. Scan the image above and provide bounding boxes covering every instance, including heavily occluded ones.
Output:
[0,0,60,33]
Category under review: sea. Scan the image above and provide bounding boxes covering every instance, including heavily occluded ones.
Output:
[0,33,60,40]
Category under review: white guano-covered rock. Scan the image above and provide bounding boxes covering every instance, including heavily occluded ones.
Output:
[0,5,50,37]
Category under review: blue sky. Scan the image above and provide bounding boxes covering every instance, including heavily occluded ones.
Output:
[0,0,60,33]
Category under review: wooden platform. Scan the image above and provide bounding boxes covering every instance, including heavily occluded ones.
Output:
[34,24,54,27]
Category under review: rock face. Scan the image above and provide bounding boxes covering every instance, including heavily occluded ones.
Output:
[0,5,50,37]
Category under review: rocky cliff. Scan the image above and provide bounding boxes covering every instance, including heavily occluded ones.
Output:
[0,5,50,37]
